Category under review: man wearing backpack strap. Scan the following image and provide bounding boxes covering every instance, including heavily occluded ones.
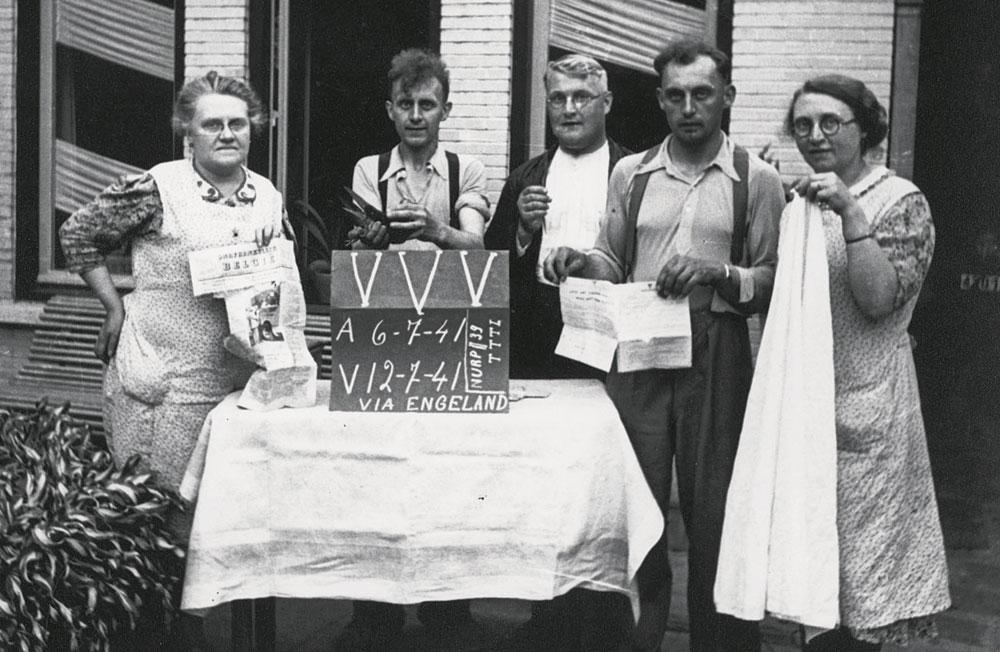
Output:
[350,48,490,252]
[545,39,784,652]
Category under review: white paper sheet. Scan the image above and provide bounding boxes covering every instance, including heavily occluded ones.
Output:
[188,239,298,296]
[555,278,691,372]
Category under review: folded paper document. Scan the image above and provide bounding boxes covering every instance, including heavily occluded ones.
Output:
[555,278,691,373]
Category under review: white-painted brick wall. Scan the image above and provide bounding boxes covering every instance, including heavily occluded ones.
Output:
[729,0,895,183]
[184,0,248,80]
[0,0,15,300]
[439,0,513,210]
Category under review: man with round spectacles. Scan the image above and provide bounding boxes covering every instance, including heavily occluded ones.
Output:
[486,53,634,652]
[486,53,632,382]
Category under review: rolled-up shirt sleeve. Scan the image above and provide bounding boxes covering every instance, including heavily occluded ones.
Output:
[58,172,163,274]
[590,157,637,283]
[736,159,784,310]
[455,158,491,221]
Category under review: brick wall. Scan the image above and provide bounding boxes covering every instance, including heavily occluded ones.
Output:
[0,0,15,301]
[184,0,248,80]
[729,0,895,182]
[438,0,514,210]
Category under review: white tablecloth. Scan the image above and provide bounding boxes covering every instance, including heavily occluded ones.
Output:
[180,380,662,614]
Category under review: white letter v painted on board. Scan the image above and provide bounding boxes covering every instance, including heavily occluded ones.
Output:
[399,251,441,315]
[459,251,498,307]
[351,252,383,306]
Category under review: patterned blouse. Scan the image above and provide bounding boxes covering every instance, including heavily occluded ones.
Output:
[60,164,292,274]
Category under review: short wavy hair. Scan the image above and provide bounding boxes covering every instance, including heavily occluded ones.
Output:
[387,49,450,102]
[653,38,731,84]
[785,74,889,153]
[544,53,608,91]
[171,71,267,137]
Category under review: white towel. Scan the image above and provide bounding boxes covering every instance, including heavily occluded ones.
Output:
[714,197,839,630]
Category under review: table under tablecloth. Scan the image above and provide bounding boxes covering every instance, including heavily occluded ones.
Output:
[180,379,662,615]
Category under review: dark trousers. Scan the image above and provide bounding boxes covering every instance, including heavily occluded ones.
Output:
[350,599,470,631]
[606,310,760,652]
[525,589,633,652]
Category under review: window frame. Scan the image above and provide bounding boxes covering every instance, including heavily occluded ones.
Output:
[32,0,183,291]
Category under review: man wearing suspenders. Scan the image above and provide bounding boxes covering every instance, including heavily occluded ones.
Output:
[545,40,784,652]
[337,49,490,652]
[350,49,490,252]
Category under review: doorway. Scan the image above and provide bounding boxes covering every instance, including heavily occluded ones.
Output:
[281,0,439,295]
[910,0,1000,548]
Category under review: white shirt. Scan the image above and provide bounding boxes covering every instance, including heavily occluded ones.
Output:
[529,142,610,285]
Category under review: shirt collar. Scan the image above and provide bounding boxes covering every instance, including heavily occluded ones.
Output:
[379,144,449,182]
[191,161,256,206]
[638,134,740,182]
[555,139,610,161]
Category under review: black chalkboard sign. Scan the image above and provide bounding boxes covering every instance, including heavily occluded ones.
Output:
[329,250,509,412]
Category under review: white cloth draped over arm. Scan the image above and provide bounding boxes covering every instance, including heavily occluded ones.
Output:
[714,197,840,630]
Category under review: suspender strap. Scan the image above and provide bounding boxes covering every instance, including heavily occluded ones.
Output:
[624,147,661,280]
[730,144,750,265]
[377,150,461,230]
[626,144,751,279]
[446,150,460,230]
[377,151,391,214]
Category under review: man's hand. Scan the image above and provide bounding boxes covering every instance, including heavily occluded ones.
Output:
[656,254,726,298]
[350,220,390,249]
[516,186,551,238]
[758,141,780,172]
[543,246,588,284]
[95,305,124,364]
[387,201,443,243]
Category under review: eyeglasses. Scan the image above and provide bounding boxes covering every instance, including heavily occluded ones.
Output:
[792,115,857,138]
[546,92,605,110]
[199,119,250,135]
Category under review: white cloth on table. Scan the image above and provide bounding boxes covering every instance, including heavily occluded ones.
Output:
[180,379,662,618]
[714,197,840,630]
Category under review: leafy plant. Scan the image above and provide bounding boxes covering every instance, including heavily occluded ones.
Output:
[0,401,185,652]
[290,199,335,270]
[288,198,351,305]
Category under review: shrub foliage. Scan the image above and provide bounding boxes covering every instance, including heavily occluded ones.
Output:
[0,402,185,652]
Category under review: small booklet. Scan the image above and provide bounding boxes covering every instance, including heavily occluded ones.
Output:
[555,278,692,373]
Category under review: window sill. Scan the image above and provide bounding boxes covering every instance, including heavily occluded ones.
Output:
[0,300,45,327]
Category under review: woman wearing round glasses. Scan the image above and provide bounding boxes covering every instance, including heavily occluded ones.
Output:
[785,74,950,651]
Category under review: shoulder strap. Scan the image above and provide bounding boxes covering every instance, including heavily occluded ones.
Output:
[377,151,392,214]
[730,145,750,265]
[624,147,661,280]
[446,150,460,230]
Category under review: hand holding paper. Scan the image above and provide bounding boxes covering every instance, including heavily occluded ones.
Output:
[555,278,692,373]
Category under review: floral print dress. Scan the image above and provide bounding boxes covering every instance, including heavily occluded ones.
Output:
[59,160,286,493]
[824,166,951,644]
